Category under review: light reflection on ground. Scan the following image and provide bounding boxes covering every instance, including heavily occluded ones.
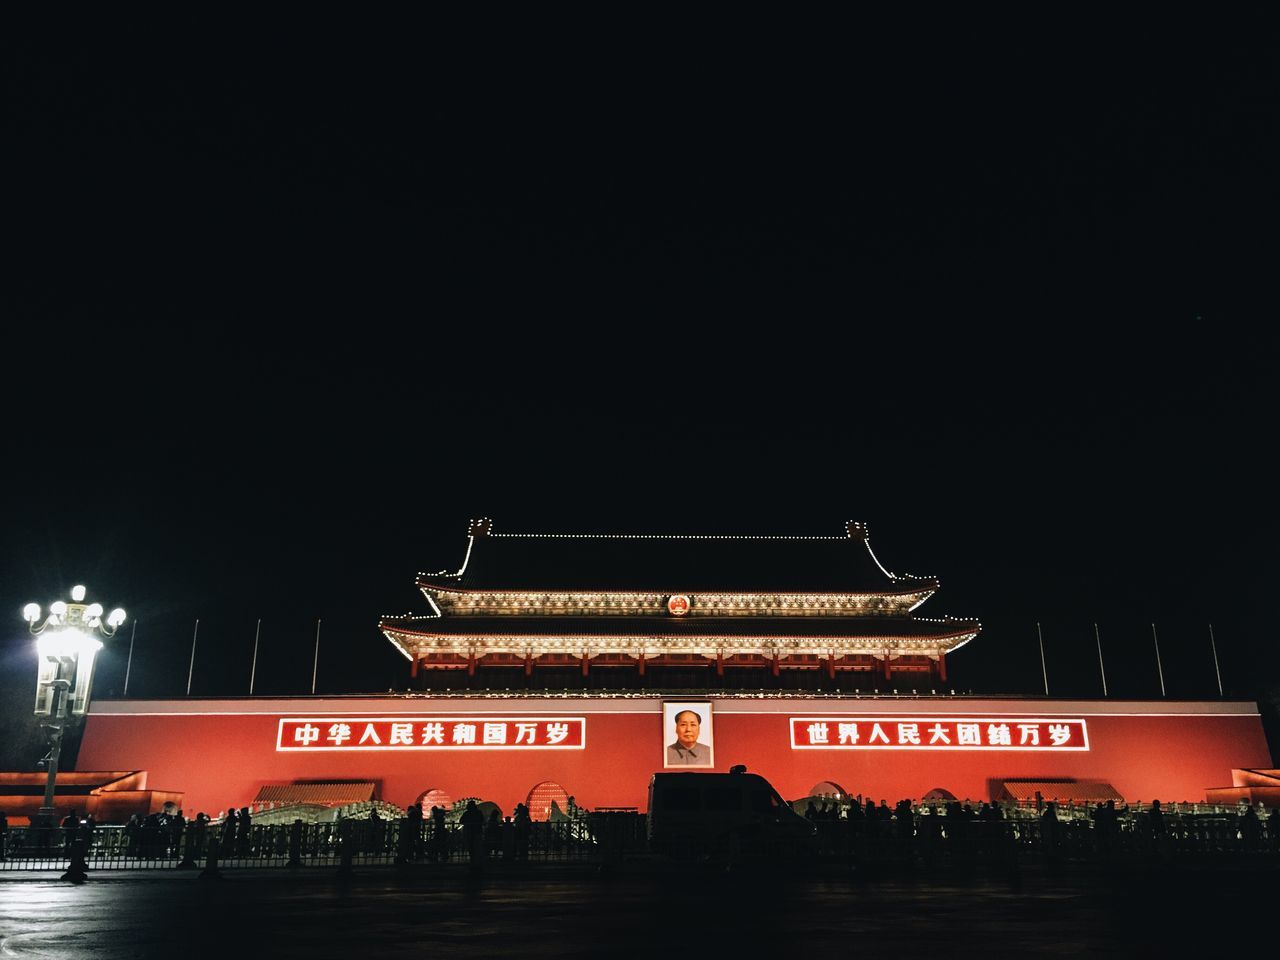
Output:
[0,861,1274,958]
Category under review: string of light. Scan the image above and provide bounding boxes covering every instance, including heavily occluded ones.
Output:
[419,589,935,617]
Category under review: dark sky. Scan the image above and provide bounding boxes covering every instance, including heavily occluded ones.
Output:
[2,28,1276,764]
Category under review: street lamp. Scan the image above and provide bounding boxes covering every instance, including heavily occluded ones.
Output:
[23,584,125,836]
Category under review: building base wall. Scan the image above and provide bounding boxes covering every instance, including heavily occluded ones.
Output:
[77,696,1273,818]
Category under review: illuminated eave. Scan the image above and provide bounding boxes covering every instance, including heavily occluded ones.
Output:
[416,584,938,618]
[380,622,980,661]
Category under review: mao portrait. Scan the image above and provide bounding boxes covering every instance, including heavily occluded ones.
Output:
[663,701,714,768]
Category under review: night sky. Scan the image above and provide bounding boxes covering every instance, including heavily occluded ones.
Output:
[3,29,1276,767]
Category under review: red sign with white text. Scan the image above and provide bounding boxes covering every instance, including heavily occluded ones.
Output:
[790,717,1088,751]
[277,717,586,751]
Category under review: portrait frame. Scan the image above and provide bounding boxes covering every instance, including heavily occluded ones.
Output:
[662,700,714,769]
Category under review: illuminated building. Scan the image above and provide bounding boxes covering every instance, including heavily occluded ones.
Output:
[380,518,980,689]
[77,519,1274,819]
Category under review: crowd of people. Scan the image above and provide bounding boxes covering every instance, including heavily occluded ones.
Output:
[800,794,1280,858]
[414,801,536,865]
[3,795,1277,866]
[0,809,101,857]
[121,809,205,859]
[114,806,260,860]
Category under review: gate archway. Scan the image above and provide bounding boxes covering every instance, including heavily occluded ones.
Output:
[526,781,571,821]
[415,787,454,815]
[808,780,848,800]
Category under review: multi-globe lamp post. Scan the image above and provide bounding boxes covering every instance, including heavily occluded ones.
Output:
[22,585,125,834]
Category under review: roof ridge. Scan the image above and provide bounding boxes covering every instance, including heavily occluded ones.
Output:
[474,516,870,541]
[490,533,847,540]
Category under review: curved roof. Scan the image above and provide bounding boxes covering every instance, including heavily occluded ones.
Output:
[253,783,377,806]
[418,518,936,593]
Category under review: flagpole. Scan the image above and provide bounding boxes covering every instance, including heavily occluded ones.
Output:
[249,618,262,695]
[1208,623,1223,697]
[311,619,322,695]
[1151,623,1166,697]
[1036,622,1049,696]
[1094,623,1108,697]
[186,619,200,696]
[123,620,137,697]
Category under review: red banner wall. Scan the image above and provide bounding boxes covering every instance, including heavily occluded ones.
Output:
[77,697,1272,818]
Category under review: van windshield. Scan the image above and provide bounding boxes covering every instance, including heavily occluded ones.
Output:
[748,789,789,815]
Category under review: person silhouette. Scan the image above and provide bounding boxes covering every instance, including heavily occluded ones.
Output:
[221,808,239,852]
[368,807,384,853]
[62,810,79,854]
[1148,799,1165,838]
[485,809,502,859]
[406,801,423,860]
[513,803,531,862]
[239,807,253,856]
[1040,801,1060,854]
[170,809,186,858]
[430,805,448,862]
[1240,804,1261,852]
[459,801,485,866]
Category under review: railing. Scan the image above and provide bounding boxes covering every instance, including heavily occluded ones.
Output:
[0,817,604,871]
[807,809,1280,863]
[0,809,1273,872]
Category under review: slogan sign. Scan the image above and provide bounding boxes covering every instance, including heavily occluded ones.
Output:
[790,717,1088,751]
[277,717,586,751]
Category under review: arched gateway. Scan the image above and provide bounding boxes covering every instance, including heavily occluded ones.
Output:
[526,781,571,822]
[414,788,454,815]
[808,780,848,801]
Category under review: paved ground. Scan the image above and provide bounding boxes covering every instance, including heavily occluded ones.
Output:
[0,858,1275,958]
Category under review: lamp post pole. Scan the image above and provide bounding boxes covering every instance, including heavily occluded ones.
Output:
[39,678,71,821]
[23,586,126,842]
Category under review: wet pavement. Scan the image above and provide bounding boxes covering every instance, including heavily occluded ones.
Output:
[0,859,1275,958]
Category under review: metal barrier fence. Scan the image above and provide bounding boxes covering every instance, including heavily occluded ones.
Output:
[807,809,1280,864]
[0,817,605,872]
[0,809,1274,871]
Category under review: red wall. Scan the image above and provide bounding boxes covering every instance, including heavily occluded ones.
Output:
[77,697,1273,818]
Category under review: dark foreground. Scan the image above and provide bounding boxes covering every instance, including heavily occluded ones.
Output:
[2,859,1277,959]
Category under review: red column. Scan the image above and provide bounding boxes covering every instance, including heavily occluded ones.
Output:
[882,653,892,681]
[771,655,780,678]
[716,653,724,678]
[581,655,590,678]
[637,655,645,676]
[524,653,533,678]
[410,657,419,679]
[467,654,476,678]
[938,653,947,683]
[826,656,836,681]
